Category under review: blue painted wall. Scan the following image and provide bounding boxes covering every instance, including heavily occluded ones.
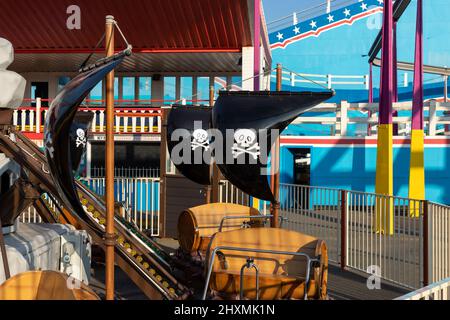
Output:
[280,143,450,204]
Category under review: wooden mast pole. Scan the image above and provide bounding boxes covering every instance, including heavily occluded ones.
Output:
[270,63,282,228]
[205,86,215,203]
[105,15,116,300]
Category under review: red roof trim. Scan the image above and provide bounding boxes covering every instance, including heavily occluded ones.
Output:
[15,48,242,54]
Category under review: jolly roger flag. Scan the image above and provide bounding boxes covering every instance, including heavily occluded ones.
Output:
[212,90,334,202]
[166,105,213,186]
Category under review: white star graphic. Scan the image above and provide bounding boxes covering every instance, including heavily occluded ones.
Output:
[293,26,300,34]
[327,14,334,22]
[310,20,317,29]
[361,2,368,11]
[343,8,351,17]
[276,32,283,41]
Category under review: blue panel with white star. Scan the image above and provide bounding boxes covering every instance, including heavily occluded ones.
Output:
[270,0,383,47]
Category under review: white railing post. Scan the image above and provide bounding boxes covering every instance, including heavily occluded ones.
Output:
[327,74,332,89]
[36,97,41,133]
[115,110,121,133]
[429,100,438,136]
[13,110,18,128]
[131,111,137,133]
[290,72,295,87]
[99,110,105,132]
[91,111,97,133]
[336,101,348,136]
[364,75,369,90]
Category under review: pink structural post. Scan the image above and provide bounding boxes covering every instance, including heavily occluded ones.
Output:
[408,0,424,215]
[392,22,399,135]
[375,0,394,234]
[368,62,373,136]
[253,0,261,91]
[411,0,424,132]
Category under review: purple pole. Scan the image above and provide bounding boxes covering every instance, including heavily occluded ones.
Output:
[379,0,393,125]
[393,22,399,135]
[368,63,373,135]
[411,0,423,130]
[253,0,261,91]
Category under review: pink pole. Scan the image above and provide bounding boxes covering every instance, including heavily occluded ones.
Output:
[378,0,393,126]
[253,0,261,91]
[393,22,399,135]
[368,63,373,136]
[411,0,423,130]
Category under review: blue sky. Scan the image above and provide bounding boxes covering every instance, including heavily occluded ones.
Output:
[262,0,327,23]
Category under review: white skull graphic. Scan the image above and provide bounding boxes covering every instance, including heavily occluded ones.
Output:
[76,128,85,139]
[232,129,260,160]
[75,128,87,148]
[191,129,209,151]
[234,129,257,148]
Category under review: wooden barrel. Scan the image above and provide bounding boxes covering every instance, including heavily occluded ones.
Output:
[0,271,100,300]
[206,228,328,300]
[177,203,262,254]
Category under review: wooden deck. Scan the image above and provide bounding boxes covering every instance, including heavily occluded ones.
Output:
[90,238,411,300]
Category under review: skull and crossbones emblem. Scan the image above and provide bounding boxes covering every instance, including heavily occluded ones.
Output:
[232,129,260,160]
[75,128,87,148]
[191,129,209,151]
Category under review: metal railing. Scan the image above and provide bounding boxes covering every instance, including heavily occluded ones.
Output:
[80,177,160,235]
[280,184,341,263]
[428,202,450,284]
[346,190,424,289]
[396,277,450,300]
[90,166,160,178]
[278,183,448,290]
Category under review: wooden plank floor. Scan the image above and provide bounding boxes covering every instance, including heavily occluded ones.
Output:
[89,238,411,300]
[327,264,409,300]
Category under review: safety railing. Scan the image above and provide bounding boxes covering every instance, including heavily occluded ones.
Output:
[14,98,163,135]
[271,69,370,90]
[90,166,160,178]
[427,202,450,284]
[289,100,449,136]
[80,177,160,236]
[219,180,269,215]
[278,183,450,290]
[279,184,341,263]
[346,190,424,289]
[395,277,450,300]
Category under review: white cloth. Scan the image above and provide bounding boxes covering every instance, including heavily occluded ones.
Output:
[0,37,25,109]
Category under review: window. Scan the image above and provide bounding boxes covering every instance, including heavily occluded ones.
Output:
[196,77,210,104]
[122,77,135,104]
[139,77,152,105]
[180,77,193,104]
[164,76,176,103]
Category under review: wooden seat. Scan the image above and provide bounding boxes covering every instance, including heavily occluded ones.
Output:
[0,271,99,300]
[206,228,328,300]
[177,203,263,254]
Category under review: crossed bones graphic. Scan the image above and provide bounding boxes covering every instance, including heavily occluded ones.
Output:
[232,143,260,160]
[191,140,209,151]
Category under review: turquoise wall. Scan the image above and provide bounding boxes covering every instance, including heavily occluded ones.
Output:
[280,143,450,204]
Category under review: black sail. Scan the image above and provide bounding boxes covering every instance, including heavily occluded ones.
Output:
[166,105,212,185]
[212,90,334,202]
[70,112,94,173]
[44,57,124,234]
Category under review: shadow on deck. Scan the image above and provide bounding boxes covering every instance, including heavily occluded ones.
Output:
[327,263,410,300]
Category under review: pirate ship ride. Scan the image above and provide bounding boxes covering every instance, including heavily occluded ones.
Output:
[0,15,333,300]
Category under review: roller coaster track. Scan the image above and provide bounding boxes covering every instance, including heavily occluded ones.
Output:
[0,127,191,300]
